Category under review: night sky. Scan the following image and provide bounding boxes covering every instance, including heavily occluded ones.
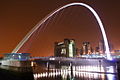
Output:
[0,0,120,57]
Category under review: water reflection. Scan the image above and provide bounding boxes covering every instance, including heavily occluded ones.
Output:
[33,65,118,80]
[34,71,104,79]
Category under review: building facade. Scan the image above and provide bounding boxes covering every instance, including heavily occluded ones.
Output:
[81,42,93,55]
[98,40,105,54]
[54,39,76,57]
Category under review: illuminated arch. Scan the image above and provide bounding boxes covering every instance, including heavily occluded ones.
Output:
[12,3,112,60]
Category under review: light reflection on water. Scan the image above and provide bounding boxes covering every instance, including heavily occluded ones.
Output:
[34,70,104,80]
[33,65,118,80]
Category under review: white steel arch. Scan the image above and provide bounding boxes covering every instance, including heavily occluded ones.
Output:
[12,2,112,60]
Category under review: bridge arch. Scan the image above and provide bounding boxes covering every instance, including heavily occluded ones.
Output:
[12,2,112,60]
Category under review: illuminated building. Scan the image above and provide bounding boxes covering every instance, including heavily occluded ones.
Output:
[79,49,83,55]
[81,42,93,55]
[114,50,120,53]
[1,53,31,67]
[3,53,30,60]
[109,43,114,52]
[95,47,99,54]
[96,40,113,54]
[54,39,76,57]
[98,40,105,54]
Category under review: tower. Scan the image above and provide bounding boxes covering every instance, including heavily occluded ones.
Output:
[98,40,105,54]
[81,42,92,55]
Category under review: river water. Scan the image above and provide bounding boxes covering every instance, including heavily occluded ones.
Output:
[33,64,119,80]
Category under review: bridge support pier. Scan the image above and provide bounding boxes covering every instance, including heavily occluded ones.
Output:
[70,62,73,77]
[47,62,50,73]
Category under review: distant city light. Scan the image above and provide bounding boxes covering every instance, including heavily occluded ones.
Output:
[49,57,55,60]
